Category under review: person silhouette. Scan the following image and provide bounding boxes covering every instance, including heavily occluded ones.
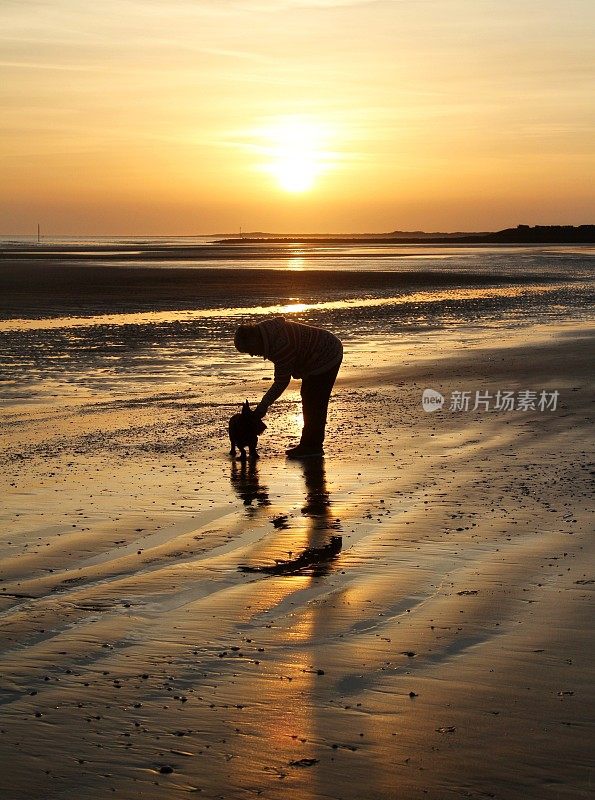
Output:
[234,317,343,459]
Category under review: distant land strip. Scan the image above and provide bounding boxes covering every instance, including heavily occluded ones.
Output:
[220,225,595,245]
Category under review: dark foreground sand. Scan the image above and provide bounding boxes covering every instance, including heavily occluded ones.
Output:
[0,322,593,799]
[0,261,556,320]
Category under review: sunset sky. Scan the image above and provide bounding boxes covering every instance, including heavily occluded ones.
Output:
[1,0,594,234]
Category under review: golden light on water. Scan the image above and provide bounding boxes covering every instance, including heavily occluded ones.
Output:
[281,303,308,313]
[0,285,558,332]
[287,256,305,271]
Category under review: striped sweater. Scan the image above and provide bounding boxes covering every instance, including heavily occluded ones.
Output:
[255,317,343,412]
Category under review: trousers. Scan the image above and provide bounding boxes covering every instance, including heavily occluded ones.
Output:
[299,359,342,448]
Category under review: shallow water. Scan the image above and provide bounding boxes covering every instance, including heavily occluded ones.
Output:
[96,245,593,277]
[1,245,594,405]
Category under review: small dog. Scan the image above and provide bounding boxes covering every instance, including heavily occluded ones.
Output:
[228,400,267,460]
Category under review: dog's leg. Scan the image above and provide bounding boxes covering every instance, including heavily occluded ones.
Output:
[229,436,237,458]
[249,445,258,459]
[239,447,247,461]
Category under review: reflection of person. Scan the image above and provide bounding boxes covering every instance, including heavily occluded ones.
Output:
[299,457,334,550]
[234,453,342,575]
[300,457,330,518]
[234,317,343,459]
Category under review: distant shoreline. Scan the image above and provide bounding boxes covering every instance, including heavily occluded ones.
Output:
[1,224,594,250]
[220,225,595,246]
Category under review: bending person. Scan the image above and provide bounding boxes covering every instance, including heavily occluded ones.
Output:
[234,317,343,458]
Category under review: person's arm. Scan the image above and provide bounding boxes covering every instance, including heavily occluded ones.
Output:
[254,365,291,417]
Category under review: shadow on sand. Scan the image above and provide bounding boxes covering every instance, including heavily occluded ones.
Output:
[235,458,342,575]
[230,458,271,512]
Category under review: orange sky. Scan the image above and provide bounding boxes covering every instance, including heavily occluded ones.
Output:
[1,0,594,234]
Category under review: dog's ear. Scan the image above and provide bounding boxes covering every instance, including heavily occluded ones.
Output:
[242,399,251,415]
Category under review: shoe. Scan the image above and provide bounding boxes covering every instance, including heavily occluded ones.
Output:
[285,444,324,459]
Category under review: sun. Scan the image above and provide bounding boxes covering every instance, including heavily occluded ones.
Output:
[264,117,330,193]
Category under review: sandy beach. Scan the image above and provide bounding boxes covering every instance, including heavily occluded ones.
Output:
[1,272,593,800]
[3,0,595,793]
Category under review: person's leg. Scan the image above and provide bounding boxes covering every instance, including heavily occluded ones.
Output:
[299,361,341,449]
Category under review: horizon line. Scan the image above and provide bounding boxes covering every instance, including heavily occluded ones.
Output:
[1,223,594,239]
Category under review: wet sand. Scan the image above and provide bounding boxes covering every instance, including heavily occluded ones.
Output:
[1,321,593,799]
[0,261,562,320]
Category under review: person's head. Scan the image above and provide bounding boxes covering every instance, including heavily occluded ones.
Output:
[234,324,265,357]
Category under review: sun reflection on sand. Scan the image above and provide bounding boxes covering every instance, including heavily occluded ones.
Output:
[0,285,559,333]
[287,256,305,270]
[281,302,308,313]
